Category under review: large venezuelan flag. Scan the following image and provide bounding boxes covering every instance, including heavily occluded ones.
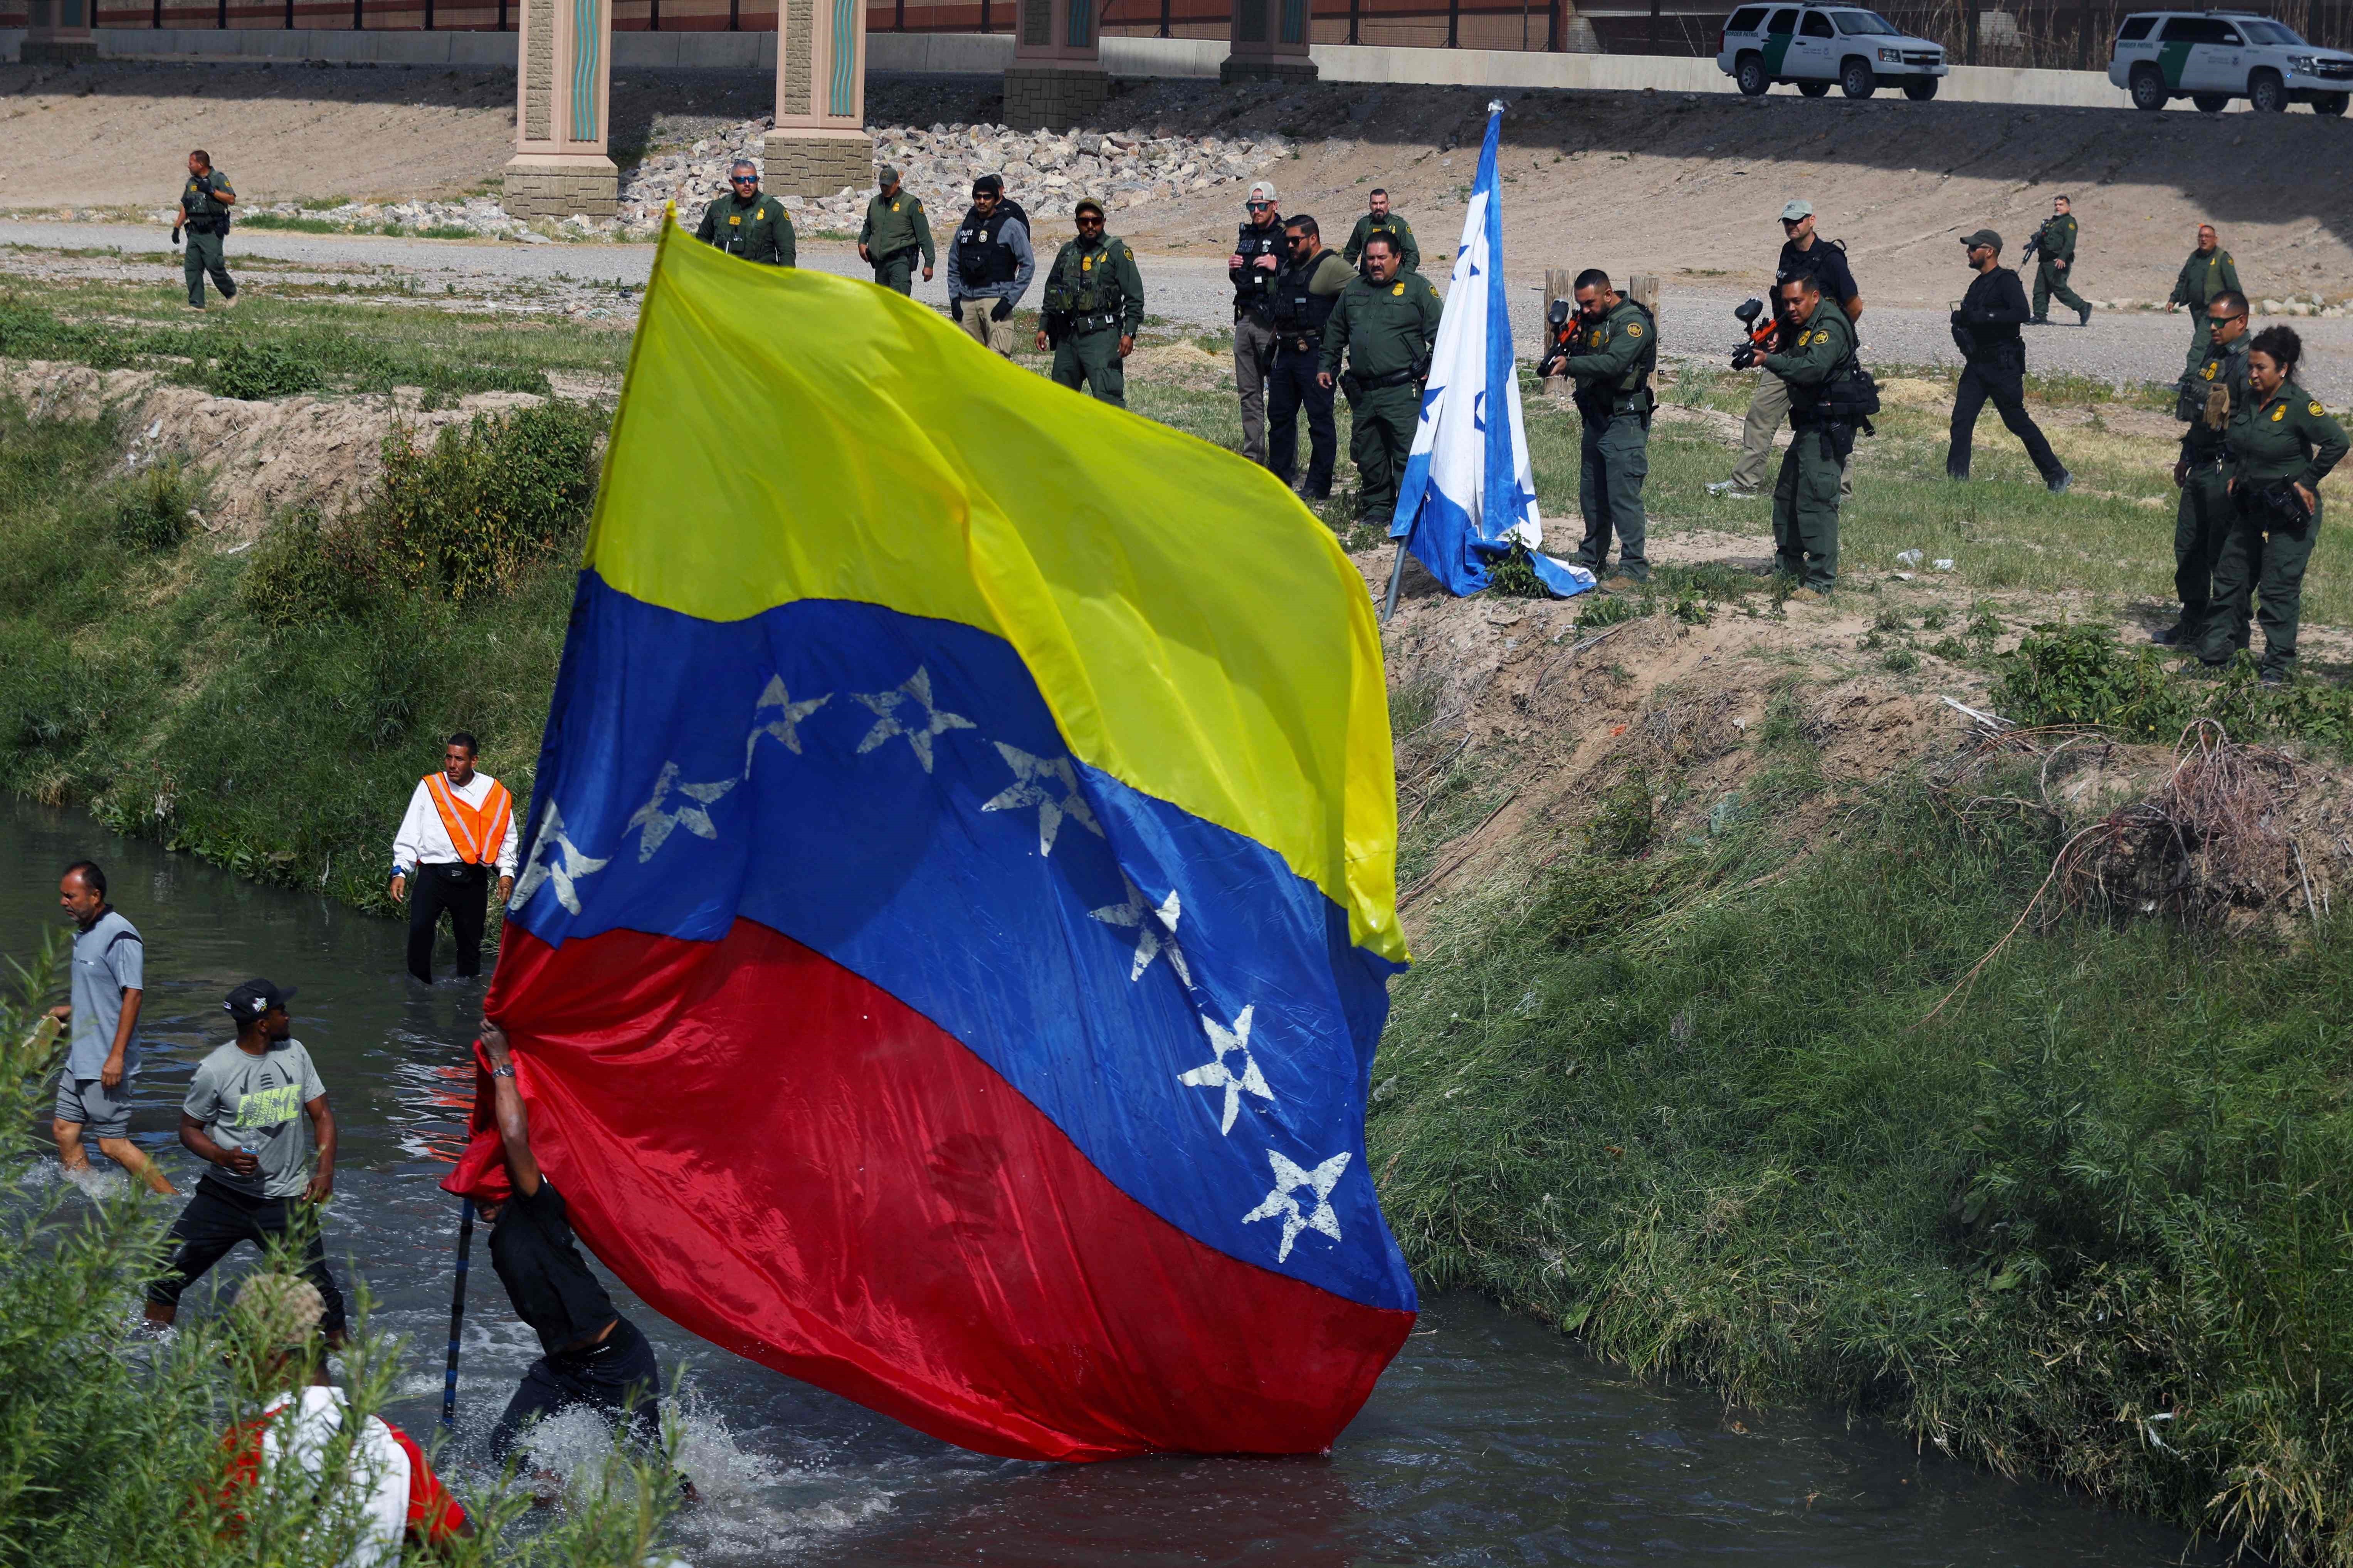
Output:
[484,221,1414,1461]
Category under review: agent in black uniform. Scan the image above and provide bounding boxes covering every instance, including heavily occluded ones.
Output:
[1229,180,1287,467]
[1267,216,1355,499]
[1947,229,2070,494]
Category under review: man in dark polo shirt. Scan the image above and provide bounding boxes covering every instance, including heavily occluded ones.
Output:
[1711,198,1864,501]
[475,1019,694,1499]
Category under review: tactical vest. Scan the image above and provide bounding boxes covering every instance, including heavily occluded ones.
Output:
[2178,339,2249,457]
[953,199,1030,289]
[1233,218,1286,317]
[1272,253,1343,341]
[1571,300,1659,416]
[1042,238,1123,327]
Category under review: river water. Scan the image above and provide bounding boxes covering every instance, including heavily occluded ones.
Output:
[8,798,2208,1567]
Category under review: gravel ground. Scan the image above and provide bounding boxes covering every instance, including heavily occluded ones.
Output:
[4,218,2349,401]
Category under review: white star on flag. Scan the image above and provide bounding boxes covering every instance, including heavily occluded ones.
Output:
[744,675,830,776]
[1177,1004,1271,1135]
[509,802,609,917]
[1088,875,1190,987]
[981,742,1103,856]
[1242,1149,1351,1262]
[852,666,976,774]
[625,761,738,862]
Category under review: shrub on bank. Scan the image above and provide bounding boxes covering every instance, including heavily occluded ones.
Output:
[0,396,594,910]
[1372,769,2353,1565]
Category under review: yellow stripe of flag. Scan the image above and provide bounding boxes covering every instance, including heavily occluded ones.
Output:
[585,218,1405,962]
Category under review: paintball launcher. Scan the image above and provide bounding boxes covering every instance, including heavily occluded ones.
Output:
[2020,230,2042,268]
[1728,297,1775,370]
[1536,295,1576,379]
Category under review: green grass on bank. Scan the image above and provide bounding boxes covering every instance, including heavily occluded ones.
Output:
[1371,744,2353,1566]
[0,396,592,910]
[0,280,633,404]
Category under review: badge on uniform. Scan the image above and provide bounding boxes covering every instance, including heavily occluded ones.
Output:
[1627,323,1643,337]
[1082,257,1094,272]
[2313,401,2328,416]
[730,215,742,226]
[2275,406,2288,422]
[892,201,901,212]
[2202,363,2217,380]
[1392,283,1405,296]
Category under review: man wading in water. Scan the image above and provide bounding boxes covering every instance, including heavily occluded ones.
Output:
[473,1019,697,1503]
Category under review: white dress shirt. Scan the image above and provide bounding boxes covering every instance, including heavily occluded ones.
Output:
[392,772,519,876]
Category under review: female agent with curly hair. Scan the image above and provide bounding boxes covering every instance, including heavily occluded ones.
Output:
[2199,326,2348,684]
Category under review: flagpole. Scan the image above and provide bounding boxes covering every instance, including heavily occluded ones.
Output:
[440,1197,476,1429]
[1381,532,1411,623]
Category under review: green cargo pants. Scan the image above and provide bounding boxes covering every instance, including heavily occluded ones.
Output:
[1771,425,1843,590]
[184,228,235,308]
[2032,262,2087,321]
[2173,459,2234,642]
[1575,406,1649,579]
[2199,500,2319,678]
[872,250,918,296]
[1348,381,1419,524]
[1052,326,1126,408]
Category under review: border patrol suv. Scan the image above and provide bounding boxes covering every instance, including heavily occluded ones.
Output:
[1717,2,1951,100]
[2109,11,2353,114]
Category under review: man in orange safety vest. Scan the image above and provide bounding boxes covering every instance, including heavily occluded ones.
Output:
[390,732,518,984]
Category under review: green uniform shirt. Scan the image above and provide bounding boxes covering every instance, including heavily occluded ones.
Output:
[696,191,796,267]
[2178,337,2251,460]
[1343,212,1421,274]
[180,168,234,226]
[2034,213,2077,266]
[1760,299,1857,413]
[1563,297,1657,413]
[2228,380,2350,490]
[1041,231,1146,336]
[860,190,936,267]
[1320,271,1444,382]
[2171,247,2241,309]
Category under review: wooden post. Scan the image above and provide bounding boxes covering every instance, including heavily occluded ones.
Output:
[1626,272,1660,318]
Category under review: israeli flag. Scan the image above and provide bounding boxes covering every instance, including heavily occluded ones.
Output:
[1390,101,1592,601]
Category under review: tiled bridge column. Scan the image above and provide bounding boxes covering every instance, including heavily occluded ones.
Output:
[504,0,618,217]
[1221,0,1316,82]
[1005,0,1108,133]
[765,0,872,198]
[24,0,99,64]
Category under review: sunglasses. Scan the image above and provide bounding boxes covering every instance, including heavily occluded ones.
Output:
[730,175,758,185]
[1247,201,1273,212]
[1077,215,1104,225]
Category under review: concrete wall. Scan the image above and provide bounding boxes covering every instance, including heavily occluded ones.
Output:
[0,22,2142,108]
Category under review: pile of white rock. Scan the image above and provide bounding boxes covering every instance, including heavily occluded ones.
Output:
[617,115,1289,234]
[134,115,1284,243]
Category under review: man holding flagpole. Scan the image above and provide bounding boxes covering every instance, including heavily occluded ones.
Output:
[390,733,518,984]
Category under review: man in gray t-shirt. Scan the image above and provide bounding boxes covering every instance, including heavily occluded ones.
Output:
[46,860,174,1195]
[145,979,346,1338]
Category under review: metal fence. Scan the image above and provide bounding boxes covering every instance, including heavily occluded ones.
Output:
[14,0,2351,55]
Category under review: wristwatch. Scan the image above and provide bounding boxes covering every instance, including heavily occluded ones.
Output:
[491,1065,516,1079]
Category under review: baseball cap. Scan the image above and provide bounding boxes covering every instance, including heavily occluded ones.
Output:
[1247,180,1278,206]
[224,978,296,1025]
[1780,199,1813,222]
[878,165,899,185]
[1960,228,2003,252]
[1074,196,1105,218]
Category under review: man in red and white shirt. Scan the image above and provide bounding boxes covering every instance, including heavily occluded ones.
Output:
[217,1274,470,1566]
[390,732,519,985]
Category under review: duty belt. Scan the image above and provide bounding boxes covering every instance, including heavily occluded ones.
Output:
[1277,332,1322,354]
[1360,366,1420,389]
[1072,312,1121,334]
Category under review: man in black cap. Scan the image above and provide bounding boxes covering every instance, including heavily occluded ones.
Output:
[859,166,935,296]
[949,174,1034,358]
[1948,228,2070,494]
[146,980,345,1340]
